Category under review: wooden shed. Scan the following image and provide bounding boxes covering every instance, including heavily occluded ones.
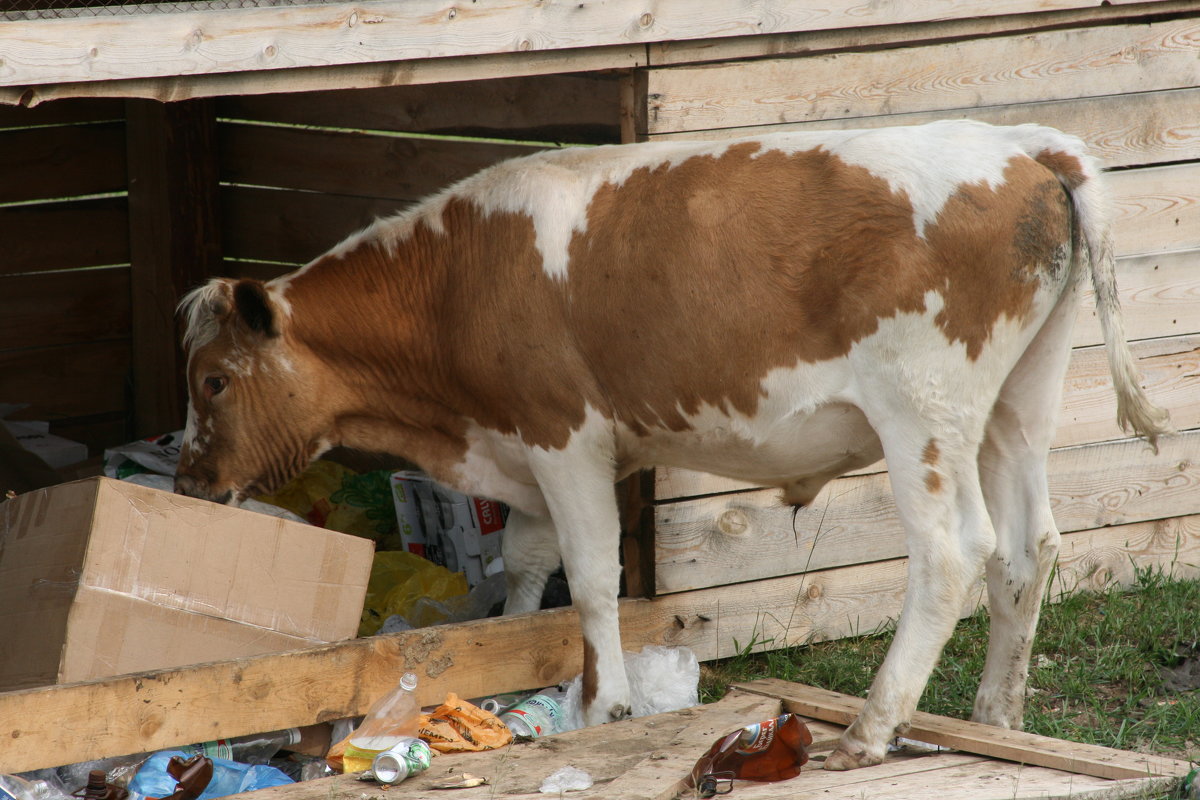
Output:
[2,0,1199,783]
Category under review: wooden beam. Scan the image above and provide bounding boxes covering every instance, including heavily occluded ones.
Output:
[643,16,1200,135]
[0,0,1173,92]
[125,98,222,437]
[2,510,1196,774]
[733,680,1194,780]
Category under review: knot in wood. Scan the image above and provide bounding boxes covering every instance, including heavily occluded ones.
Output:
[717,509,749,536]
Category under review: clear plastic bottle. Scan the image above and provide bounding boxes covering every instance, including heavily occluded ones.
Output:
[498,688,568,738]
[331,672,421,773]
[183,729,301,764]
[687,713,813,795]
[0,774,62,800]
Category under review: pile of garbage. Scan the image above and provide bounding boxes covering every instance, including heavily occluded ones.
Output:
[1,646,702,798]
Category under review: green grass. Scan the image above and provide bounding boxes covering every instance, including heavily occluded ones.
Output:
[701,567,1200,764]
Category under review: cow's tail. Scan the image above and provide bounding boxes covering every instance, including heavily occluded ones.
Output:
[1033,134,1172,450]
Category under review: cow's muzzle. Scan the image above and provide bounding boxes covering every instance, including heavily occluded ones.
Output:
[174,474,234,505]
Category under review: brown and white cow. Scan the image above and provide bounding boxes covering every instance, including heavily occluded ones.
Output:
[176,120,1169,769]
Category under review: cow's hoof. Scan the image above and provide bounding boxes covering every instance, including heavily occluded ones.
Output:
[608,702,632,722]
[823,745,883,771]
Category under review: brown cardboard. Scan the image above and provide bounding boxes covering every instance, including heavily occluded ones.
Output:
[0,477,374,691]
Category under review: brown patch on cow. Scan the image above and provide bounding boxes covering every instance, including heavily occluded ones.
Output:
[565,143,1071,436]
[922,439,940,466]
[263,138,1073,464]
[582,638,599,710]
[1033,149,1087,190]
[925,469,942,494]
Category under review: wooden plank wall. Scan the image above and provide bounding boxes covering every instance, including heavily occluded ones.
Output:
[624,5,1200,648]
[0,99,132,453]
[213,73,622,279]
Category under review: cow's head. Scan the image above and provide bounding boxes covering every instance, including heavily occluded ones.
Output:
[175,278,334,505]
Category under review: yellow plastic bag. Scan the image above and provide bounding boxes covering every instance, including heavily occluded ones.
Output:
[359,551,469,636]
[256,460,400,546]
[417,694,513,753]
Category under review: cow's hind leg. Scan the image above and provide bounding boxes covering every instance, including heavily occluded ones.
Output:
[826,415,995,770]
[502,509,562,615]
[527,432,630,726]
[973,288,1077,727]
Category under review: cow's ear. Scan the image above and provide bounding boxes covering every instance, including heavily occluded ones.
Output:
[233,279,277,337]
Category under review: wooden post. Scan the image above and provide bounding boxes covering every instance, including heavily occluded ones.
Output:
[125,98,222,437]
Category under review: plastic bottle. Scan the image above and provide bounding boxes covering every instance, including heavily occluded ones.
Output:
[333,672,421,773]
[369,738,433,785]
[498,688,568,738]
[0,774,59,800]
[182,729,301,764]
[687,713,813,795]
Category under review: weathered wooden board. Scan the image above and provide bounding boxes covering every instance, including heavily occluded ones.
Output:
[1,196,128,275]
[653,432,1200,594]
[644,17,1200,134]
[648,0,1200,68]
[3,511,1194,775]
[647,87,1200,171]
[1108,163,1200,256]
[0,0,1173,90]
[0,267,130,350]
[219,122,547,202]
[217,74,622,143]
[738,680,1194,780]
[0,121,125,204]
[0,97,122,127]
[0,340,129,419]
[1073,249,1200,348]
[221,186,408,266]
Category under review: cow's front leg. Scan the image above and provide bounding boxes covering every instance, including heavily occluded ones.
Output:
[528,440,629,726]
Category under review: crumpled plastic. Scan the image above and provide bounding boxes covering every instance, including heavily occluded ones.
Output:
[559,646,700,731]
[417,694,513,753]
[539,765,593,794]
[256,461,400,547]
[358,551,469,636]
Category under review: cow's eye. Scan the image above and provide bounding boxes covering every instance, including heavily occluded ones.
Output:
[204,375,229,399]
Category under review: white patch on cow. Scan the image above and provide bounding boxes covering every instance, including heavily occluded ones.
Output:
[449,422,547,517]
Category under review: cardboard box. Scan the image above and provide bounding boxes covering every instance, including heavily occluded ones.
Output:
[0,477,374,692]
[390,472,505,587]
[3,420,88,469]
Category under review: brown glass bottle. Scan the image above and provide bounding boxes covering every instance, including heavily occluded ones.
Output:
[688,713,813,793]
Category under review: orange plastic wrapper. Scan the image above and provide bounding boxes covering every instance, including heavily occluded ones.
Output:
[417,694,513,753]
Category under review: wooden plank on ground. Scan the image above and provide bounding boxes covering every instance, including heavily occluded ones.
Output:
[0,121,126,204]
[643,17,1200,134]
[0,196,128,276]
[647,87,1200,171]
[218,74,622,144]
[218,122,546,202]
[734,680,1194,780]
[653,432,1200,594]
[221,185,408,266]
[0,267,131,350]
[2,510,1195,775]
[0,0,1169,90]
